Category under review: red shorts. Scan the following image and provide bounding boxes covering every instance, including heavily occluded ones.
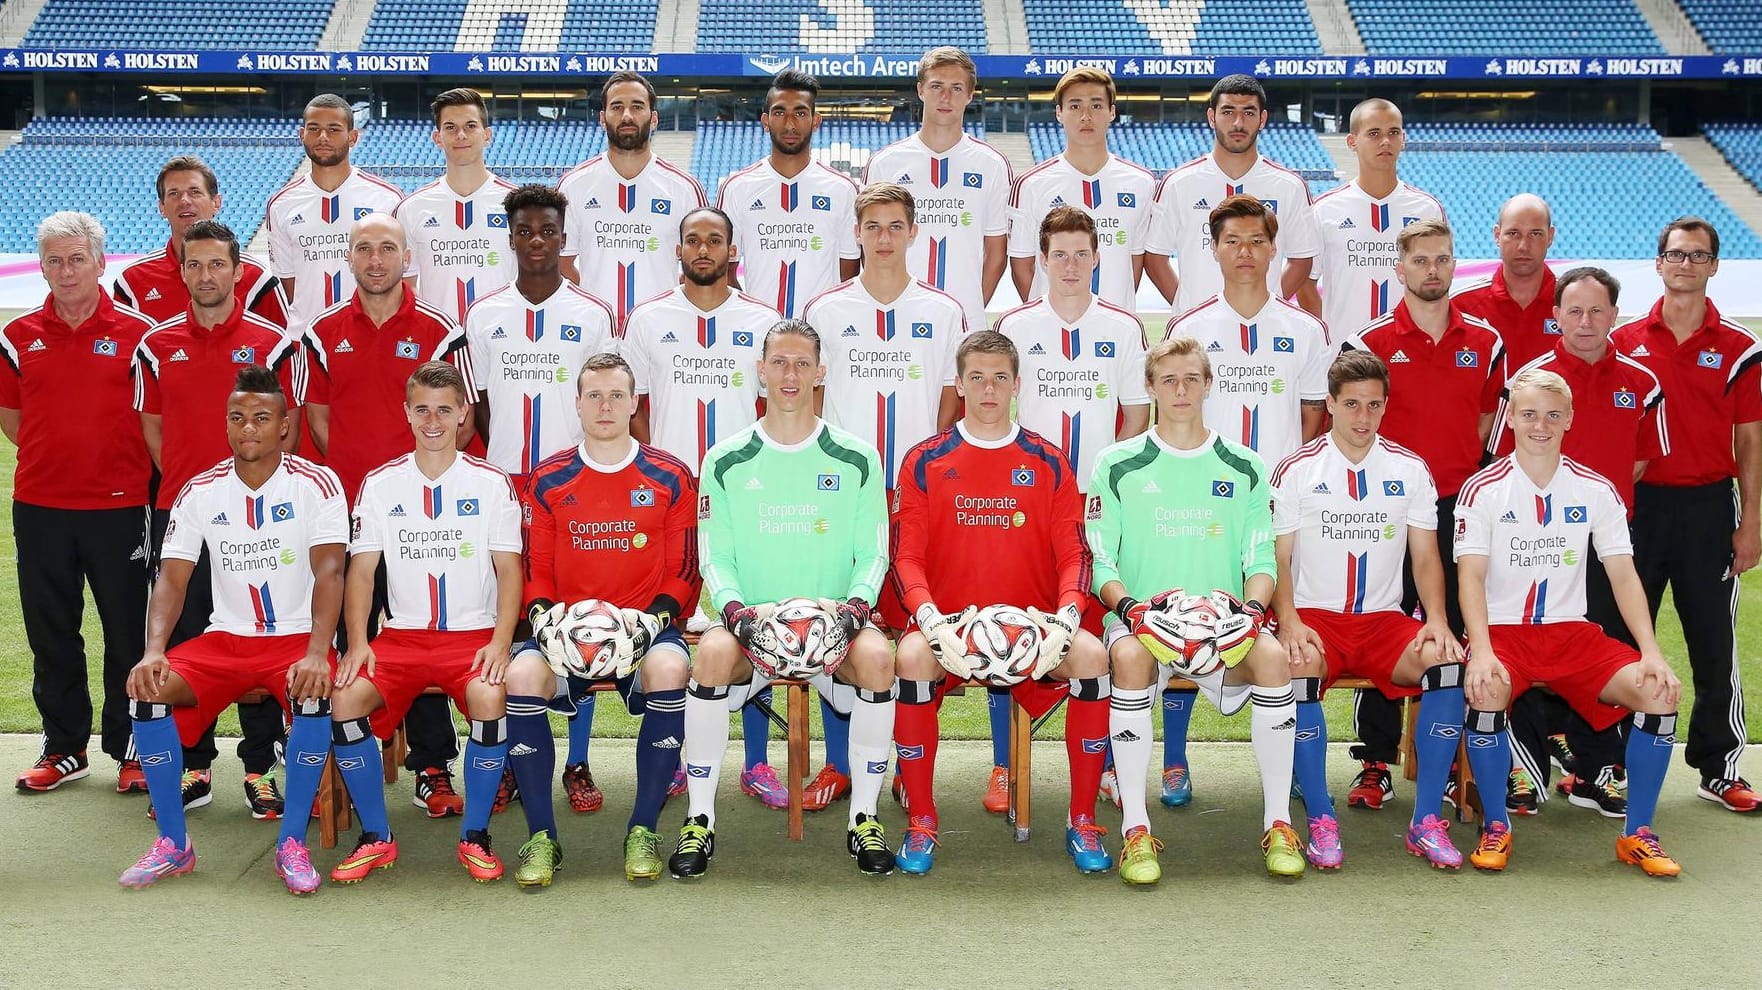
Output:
[1487,622,1635,731]
[362,628,497,740]
[167,632,331,746]
[1298,608,1423,701]
[934,672,1070,720]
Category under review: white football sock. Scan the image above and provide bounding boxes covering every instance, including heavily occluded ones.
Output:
[1250,685,1297,832]
[684,681,730,828]
[1110,685,1155,835]
[847,687,896,825]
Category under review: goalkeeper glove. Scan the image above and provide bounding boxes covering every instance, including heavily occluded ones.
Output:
[1026,602,1082,679]
[917,602,975,679]
[1114,596,1150,634]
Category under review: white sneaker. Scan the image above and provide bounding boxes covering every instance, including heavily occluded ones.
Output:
[1098,768,1123,809]
[685,608,712,634]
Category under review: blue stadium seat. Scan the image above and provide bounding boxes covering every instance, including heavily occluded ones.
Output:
[363,0,658,52]
[24,0,330,49]
[692,119,984,198]
[696,0,985,52]
[1345,0,1663,54]
[1678,0,1762,52]
[1705,123,1762,197]
[1027,120,1336,195]
[1022,0,1320,55]
[341,118,609,192]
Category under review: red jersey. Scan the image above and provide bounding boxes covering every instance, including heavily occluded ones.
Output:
[112,237,287,329]
[889,423,1090,615]
[1491,342,1667,513]
[305,288,476,505]
[1454,265,1557,372]
[522,439,700,616]
[131,305,306,510]
[1342,299,1505,498]
[0,292,155,508]
[1612,297,1762,488]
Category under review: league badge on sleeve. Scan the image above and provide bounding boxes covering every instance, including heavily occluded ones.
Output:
[698,494,712,520]
[1086,494,1103,520]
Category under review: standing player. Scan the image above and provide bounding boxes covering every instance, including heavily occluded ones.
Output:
[265,94,403,337]
[324,361,523,885]
[672,320,898,878]
[1613,217,1760,812]
[500,351,699,884]
[1144,74,1320,315]
[1089,336,1304,883]
[864,47,1012,328]
[1157,194,1328,807]
[1455,368,1685,877]
[1008,67,1155,313]
[1454,194,1559,372]
[889,330,1113,875]
[1272,350,1466,870]
[1339,218,1508,813]
[305,212,478,817]
[1301,98,1446,340]
[132,219,305,818]
[559,71,707,326]
[113,156,286,329]
[395,88,516,325]
[5,213,154,794]
[117,367,346,892]
[718,69,860,317]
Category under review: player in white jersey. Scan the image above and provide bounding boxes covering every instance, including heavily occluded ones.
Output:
[1271,350,1467,871]
[718,69,860,318]
[558,72,708,325]
[466,184,616,482]
[1008,67,1155,313]
[1301,99,1445,342]
[265,94,403,336]
[395,88,517,324]
[996,206,1150,487]
[119,366,347,893]
[1145,74,1321,315]
[1453,368,1684,877]
[862,47,1012,327]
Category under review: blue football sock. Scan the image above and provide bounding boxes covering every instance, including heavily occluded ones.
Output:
[821,695,852,775]
[1465,708,1512,830]
[565,691,596,765]
[131,702,187,847]
[460,719,507,839]
[278,700,331,847]
[1293,680,1334,819]
[506,696,556,840]
[1623,712,1676,833]
[1162,689,1196,768]
[1411,665,1465,825]
[631,689,686,831]
[331,717,389,839]
[741,689,771,770]
[987,688,1012,768]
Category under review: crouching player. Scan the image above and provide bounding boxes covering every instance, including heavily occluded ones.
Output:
[1088,336,1303,883]
[326,362,523,885]
[1455,368,1683,877]
[120,367,347,892]
[889,330,1113,875]
[503,352,699,884]
[1270,350,1467,870]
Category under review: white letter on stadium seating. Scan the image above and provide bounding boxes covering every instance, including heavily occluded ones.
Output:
[1122,0,1204,55]
[799,0,876,53]
[457,0,569,51]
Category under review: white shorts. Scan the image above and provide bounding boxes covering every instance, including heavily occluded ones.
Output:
[1103,616,1253,717]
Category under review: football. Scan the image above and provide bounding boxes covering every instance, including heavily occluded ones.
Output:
[961,604,1044,686]
[1135,590,1224,677]
[746,597,837,678]
[550,598,631,680]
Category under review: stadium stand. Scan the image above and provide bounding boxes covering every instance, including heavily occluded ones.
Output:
[1678,0,1762,52]
[692,119,985,199]
[1344,0,1664,55]
[336,118,608,193]
[695,0,986,53]
[362,0,659,52]
[23,0,332,49]
[1027,120,1336,191]
[1705,123,1762,194]
[1021,0,1321,55]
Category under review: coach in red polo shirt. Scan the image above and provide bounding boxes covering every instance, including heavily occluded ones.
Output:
[1339,217,1505,806]
[1613,217,1762,814]
[2,212,155,794]
[1454,193,1558,373]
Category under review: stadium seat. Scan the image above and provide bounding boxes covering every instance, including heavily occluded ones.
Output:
[1022,0,1321,55]
[1678,0,1762,52]
[697,0,985,53]
[693,119,985,201]
[362,0,659,52]
[1344,0,1664,54]
[1705,123,1762,197]
[1028,120,1337,195]
[24,0,330,49]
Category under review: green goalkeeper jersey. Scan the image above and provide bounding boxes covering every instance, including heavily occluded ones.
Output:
[699,419,889,613]
[1086,429,1275,601]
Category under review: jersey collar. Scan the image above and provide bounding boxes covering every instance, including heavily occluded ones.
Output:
[956,421,1019,449]
[755,418,825,452]
[1149,428,1218,458]
[579,437,639,473]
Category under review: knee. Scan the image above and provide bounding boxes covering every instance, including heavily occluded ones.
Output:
[895,632,940,681]
[842,633,896,693]
[505,653,553,697]
[643,651,687,692]
[1059,632,1108,680]
[329,682,374,723]
[693,630,739,684]
[1244,635,1291,687]
[464,680,505,718]
[1109,639,1156,689]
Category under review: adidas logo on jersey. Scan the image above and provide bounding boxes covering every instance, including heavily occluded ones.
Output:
[653,736,681,749]
[26,338,45,352]
[943,467,960,480]
[896,173,912,183]
[585,197,600,209]
[1028,343,1045,355]
[1389,350,1411,363]
[1049,196,1066,207]
[750,198,765,210]
[389,504,406,517]
[289,213,306,225]
[660,331,678,343]
[1206,340,1223,352]
[168,348,190,362]
[744,477,763,490]
[490,326,506,339]
[1338,217,1356,229]
[509,743,538,757]
[423,216,440,227]
[1500,510,1518,523]
[145,288,161,301]
[210,512,229,525]
[334,339,354,354]
[842,325,860,338]
[560,493,578,506]
[1630,344,1650,356]
[1312,482,1330,494]
[1141,479,1162,493]
[1192,198,1210,210]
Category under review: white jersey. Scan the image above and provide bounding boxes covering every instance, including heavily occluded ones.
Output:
[396,172,519,324]
[995,295,1150,487]
[557,153,707,324]
[264,166,404,335]
[621,285,781,467]
[464,281,618,476]
[1172,294,1330,467]
[863,133,1013,326]
[718,159,861,318]
[1008,154,1156,312]
[1311,179,1446,342]
[1271,434,1439,613]
[806,278,966,489]
[162,454,348,637]
[1453,454,1632,626]
[351,452,522,632]
[1147,153,1323,315]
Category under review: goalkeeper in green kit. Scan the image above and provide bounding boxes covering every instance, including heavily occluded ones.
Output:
[1087,335,1303,885]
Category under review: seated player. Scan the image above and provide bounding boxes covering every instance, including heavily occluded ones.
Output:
[1455,368,1684,877]
[501,351,699,885]
[1088,336,1304,883]
[1271,351,1467,870]
[672,319,898,878]
[324,362,524,885]
[119,367,346,893]
[889,330,1113,876]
